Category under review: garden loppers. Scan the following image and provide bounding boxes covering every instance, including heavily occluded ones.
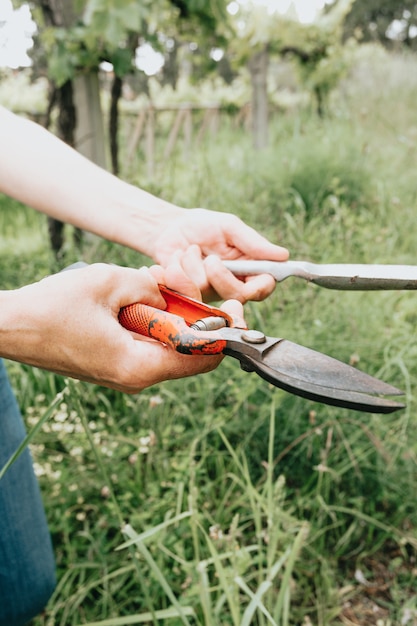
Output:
[119,285,405,414]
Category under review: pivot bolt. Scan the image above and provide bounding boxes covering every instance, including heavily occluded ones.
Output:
[241,330,266,344]
[191,316,227,331]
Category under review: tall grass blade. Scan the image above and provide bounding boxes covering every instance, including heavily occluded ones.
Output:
[0,389,65,480]
[78,606,196,626]
[122,524,194,626]
[199,526,242,626]
[235,576,277,626]
[273,523,309,624]
[116,511,192,550]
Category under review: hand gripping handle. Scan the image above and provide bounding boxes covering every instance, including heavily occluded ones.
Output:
[119,303,227,355]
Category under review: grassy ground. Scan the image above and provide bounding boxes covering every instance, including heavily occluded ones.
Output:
[2,48,417,625]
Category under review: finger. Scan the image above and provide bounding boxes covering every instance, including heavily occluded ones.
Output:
[72,341,223,394]
[203,254,250,302]
[148,264,166,285]
[223,218,290,261]
[165,251,202,300]
[177,245,209,294]
[116,266,167,308]
[238,274,276,302]
[115,339,223,393]
[149,254,202,300]
[83,264,167,310]
[220,298,246,329]
[220,298,244,317]
[204,255,276,303]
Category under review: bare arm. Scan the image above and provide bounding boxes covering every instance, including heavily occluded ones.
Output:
[0,106,289,302]
[0,105,179,258]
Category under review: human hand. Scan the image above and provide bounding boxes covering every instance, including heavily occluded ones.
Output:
[1,263,243,393]
[151,208,289,302]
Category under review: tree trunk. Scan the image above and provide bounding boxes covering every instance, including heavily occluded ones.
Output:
[110,75,123,175]
[37,0,76,257]
[314,85,325,118]
[248,45,269,150]
[72,73,107,170]
[47,80,76,257]
[37,0,107,257]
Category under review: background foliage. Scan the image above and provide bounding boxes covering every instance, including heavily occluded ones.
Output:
[1,40,417,624]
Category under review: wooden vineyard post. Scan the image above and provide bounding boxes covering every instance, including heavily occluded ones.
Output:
[126,109,146,165]
[163,108,188,161]
[145,106,155,178]
[125,103,250,175]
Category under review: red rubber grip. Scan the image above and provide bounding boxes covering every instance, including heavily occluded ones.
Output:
[119,303,226,355]
[119,302,161,337]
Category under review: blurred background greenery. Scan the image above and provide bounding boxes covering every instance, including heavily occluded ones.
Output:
[2,1,417,624]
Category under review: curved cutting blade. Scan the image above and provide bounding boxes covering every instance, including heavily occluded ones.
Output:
[224,335,405,413]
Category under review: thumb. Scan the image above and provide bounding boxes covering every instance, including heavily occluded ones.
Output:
[220,299,246,329]
[150,252,202,300]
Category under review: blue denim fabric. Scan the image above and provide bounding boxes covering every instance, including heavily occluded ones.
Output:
[0,360,56,625]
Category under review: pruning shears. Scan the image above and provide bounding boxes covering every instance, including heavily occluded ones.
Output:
[118,285,405,414]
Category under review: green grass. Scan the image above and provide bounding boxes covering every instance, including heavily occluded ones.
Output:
[2,49,417,625]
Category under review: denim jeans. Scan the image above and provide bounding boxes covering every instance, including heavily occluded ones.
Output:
[0,360,56,625]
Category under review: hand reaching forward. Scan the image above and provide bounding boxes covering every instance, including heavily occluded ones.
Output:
[0,107,287,304]
[151,208,289,302]
[0,263,243,393]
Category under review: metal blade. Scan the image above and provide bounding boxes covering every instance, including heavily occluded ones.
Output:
[221,332,405,413]
[224,260,417,290]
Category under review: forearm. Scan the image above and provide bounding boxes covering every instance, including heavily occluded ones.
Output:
[0,281,75,372]
[0,106,184,258]
[0,289,29,365]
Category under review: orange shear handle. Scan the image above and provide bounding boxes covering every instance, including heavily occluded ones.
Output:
[119,301,227,355]
[157,285,233,325]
